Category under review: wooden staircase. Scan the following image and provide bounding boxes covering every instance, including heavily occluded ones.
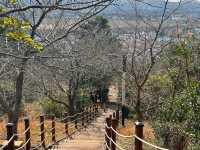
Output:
[52,109,113,150]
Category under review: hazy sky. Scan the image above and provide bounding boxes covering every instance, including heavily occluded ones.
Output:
[168,0,200,1]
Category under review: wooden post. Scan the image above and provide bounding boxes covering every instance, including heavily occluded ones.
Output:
[111,119,118,150]
[113,112,116,119]
[81,109,84,127]
[105,117,112,150]
[64,112,69,136]
[116,110,119,126]
[6,123,14,150]
[24,117,31,150]
[75,114,78,129]
[121,106,125,126]
[91,105,93,120]
[135,121,144,150]
[51,115,56,143]
[95,104,98,113]
[89,106,92,122]
[93,105,95,120]
[86,108,89,124]
[103,103,106,112]
[40,115,45,149]
[84,109,87,128]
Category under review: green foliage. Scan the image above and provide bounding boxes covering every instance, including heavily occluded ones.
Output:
[95,16,110,29]
[174,41,191,57]
[148,74,172,88]
[153,82,200,148]
[153,35,200,148]
[76,88,91,110]
[40,98,65,118]
[0,4,43,51]
[9,0,17,4]
[81,16,110,32]
[153,121,189,149]
[0,81,14,91]
[159,82,200,123]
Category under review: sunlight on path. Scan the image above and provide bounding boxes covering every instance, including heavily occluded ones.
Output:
[108,84,119,103]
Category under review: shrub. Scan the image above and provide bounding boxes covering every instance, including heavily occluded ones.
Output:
[40,98,66,118]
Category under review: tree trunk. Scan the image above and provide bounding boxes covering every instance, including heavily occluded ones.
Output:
[10,70,24,134]
[68,78,78,115]
[135,87,143,122]
[68,93,75,115]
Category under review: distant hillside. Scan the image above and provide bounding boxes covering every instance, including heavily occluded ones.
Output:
[102,0,200,18]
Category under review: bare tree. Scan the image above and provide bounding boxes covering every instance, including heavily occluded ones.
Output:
[0,0,114,133]
[33,16,121,114]
[112,0,183,121]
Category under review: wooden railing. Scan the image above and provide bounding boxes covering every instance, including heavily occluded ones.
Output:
[0,104,99,150]
[104,111,169,150]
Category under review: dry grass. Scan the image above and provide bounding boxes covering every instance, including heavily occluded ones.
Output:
[116,120,163,150]
[118,120,155,141]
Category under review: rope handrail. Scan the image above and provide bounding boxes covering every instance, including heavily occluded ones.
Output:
[105,124,134,138]
[104,139,111,150]
[105,123,169,150]
[54,105,97,123]
[57,111,86,122]
[58,105,97,122]
[70,114,89,123]
[49,127,55,132]
[42,106,98,137]
[105,131,125,150]
[15,138,31,150]
[0,104,99,150]
[112,127,134,138]
[134,135,169,150]
[39,129,46,135]
[70,117,83,123]
[32,139,45,150]
[0,127,31,149]
[39,109,95,136]
[14,127,31,137]
[0,135,15,150]
[34,121,45,128]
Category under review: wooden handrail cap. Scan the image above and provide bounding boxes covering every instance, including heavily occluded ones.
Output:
[135,121,144,127]
[24,117,29,120]
[6,123,14,127]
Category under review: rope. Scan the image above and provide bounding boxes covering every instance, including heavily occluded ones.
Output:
[15,127,31,137]
[59,111,88,122]
[57,106,97,122]
[105,131,125,150]
[0,135,15,150]
[103,138,111,150]
[49,127,55,132]
[15,138,31,150]
[32,139,45,150]
[38,121,45,126]
[39,129,46,135]
[110,126,134,138]
[104,124,169,150]
[104,140,111,150]
[134,135,169,150]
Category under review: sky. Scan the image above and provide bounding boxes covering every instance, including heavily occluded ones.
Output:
[168,0,200,1]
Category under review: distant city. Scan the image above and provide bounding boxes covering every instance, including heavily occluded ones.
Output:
[102,0,200,19]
